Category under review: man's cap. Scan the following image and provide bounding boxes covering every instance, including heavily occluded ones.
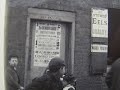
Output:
[48,57,65,72]
[49,57,65,67]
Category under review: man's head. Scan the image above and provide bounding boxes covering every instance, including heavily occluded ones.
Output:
[9,56,18,67]
[48,57,66,75]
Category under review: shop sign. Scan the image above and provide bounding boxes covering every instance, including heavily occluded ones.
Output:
[91,44,108,53]
[91,8,108,38]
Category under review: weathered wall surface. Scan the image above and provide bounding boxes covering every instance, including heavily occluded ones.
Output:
[6,0,120,89]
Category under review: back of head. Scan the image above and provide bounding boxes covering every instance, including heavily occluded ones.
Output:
[111,58,120,73]
[49,57,65,73]
[113,58,120,66]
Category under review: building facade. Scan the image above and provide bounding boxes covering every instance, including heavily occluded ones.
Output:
[6,0,120,90]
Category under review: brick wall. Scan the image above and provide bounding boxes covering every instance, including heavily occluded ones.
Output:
[6,7,28,85]
[6,0,120,89]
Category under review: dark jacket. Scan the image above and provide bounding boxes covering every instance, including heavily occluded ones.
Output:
[6,65,20,90]
[105,58,120,90]
[25,72,63,90]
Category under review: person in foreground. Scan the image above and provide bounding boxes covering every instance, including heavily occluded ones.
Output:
[25,57,66,90]
[105,58,120,90]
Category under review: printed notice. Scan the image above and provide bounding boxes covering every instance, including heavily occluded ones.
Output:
[33,22,61,66]
[91,44,108,53]
[91,8,108,38]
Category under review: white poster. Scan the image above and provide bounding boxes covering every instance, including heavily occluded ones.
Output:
[91,8,108,38]
[91,44,108,53]
[33,22,61,66]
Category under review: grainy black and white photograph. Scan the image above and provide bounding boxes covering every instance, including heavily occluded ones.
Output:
[1,0,120,90]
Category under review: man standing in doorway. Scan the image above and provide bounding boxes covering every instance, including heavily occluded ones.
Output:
[6,56,24,90]
[105,58,120,90]
[25,57,66,90]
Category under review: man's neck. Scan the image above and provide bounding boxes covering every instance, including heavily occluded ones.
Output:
[49,72,62,81]
[10,65,16,70]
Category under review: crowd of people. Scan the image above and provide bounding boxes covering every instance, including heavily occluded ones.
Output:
[6,57,76,90]
[6,56,120,90]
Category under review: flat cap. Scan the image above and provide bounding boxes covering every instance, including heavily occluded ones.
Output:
[48,57,65,72]
[49,57,65,67]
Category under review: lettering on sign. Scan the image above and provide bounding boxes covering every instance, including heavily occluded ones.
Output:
[91,8,108,38]
[91,44,108,53]
[38,15,59,20]
[33,22,61,67]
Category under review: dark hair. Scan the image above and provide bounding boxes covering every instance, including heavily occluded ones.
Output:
[48,57,65,72]
[49,65,63,72]
[8,55,18,61]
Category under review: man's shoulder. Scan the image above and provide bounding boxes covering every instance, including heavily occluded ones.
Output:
[7,66,15,74]
[32,74,50,82]
[25,75,50,90]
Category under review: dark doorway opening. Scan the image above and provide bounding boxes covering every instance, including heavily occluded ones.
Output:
[108,8,120,65]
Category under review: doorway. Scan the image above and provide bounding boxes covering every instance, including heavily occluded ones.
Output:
[24,8,75,86]
[25,20,73,85]
[30,20,66,80]
[108,8,120,64]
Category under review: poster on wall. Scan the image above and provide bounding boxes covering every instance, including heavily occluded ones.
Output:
[33,22,61,67]
[91,8,108,38]
[91,44,108,53]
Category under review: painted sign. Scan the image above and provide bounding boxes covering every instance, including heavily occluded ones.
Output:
[33,22,61,66]
[91,44,108,53]
[91,8,108,38]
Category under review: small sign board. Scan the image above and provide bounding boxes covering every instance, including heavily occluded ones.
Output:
[91,8,108,38]
[91,44,108,53]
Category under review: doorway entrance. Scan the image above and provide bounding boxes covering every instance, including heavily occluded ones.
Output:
[30,20,66,80]
[108,8,120,64]
[24,8,75,86]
